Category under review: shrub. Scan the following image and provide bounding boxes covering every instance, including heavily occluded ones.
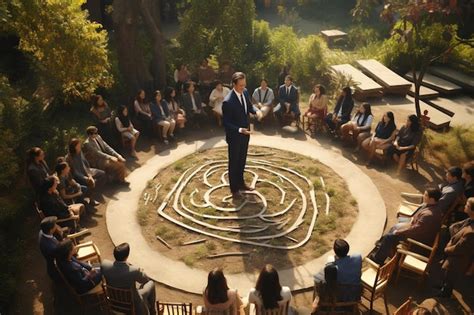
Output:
[347,25,384,49]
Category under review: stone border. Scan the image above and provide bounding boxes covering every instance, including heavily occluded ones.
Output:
[106,135,386,294]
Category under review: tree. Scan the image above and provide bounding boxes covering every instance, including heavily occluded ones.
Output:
[176,0,255,68]
[7,0,113,103]
[112,0,167,96]
[353,0,474,116]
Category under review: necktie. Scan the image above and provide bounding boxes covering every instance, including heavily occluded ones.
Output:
[240,93,247,114]
[287,87,290,95]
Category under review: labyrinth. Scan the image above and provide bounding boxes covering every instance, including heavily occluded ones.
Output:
[139,146,358,273]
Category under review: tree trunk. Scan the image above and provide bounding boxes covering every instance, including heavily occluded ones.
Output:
[139,0,167,90]
[113,0,154,97]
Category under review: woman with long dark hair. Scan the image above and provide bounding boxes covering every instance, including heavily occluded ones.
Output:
[26,147,51,194]
[203,268,244,315]
[133,89,153,136]
[90,94,113,142]
[361,111,397,165]
[341,102,373,148]
[115,105,140,158]
[324,86,354,135]
[164,86,186,129]
[248,264,292,313]
[388,114,422,175]
[304,84,328,135]
[150,90,176,144]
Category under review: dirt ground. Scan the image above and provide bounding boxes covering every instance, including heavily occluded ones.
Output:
[10,119,473,315]
[140,146,357,274]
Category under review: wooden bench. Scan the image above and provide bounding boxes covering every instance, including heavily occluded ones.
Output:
[321,29,348,47]
[330,64,383,100]
[356,59,412,96]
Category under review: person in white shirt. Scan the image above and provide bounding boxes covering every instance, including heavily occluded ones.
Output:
[209,80,231,125]
[252,79,274,120]
[340,103,373,149]
[248,264,292,314]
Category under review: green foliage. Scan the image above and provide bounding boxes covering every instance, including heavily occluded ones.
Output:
[347,24,384,49]
[8,0,113,100]
[176,0,255,67]
[449,43,474,75]
[425,126,474,169]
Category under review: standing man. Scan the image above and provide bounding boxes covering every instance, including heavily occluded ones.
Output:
[222,72,262,199]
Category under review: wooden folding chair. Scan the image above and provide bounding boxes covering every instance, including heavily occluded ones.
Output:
[157,301,193,315]
[393,297,413,315]
[360,255,398,314]
[313,283,360,315]
[105,284,136,315]
[395,233,441,286]
[54,260,107,314]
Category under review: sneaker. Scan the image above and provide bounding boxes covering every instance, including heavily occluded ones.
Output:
[163,139,169,145]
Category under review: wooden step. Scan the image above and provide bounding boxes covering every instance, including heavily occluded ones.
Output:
[356,59,412,96]
[330,64,383,100]
[405,72,462,94]
[428,66,474,93]
[407,84,439,100]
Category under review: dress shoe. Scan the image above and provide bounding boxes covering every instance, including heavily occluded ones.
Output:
[232,192,243,199]
[240,185,254,191]
[435,285,452,298]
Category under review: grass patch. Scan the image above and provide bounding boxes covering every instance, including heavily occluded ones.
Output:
[206,241,216,251]
[327,187,336,197]
[350,198,358,207]
[425,126,474,169]
[137,207,148,226]
[182,255,196,267]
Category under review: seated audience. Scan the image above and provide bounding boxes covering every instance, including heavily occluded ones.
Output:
[361,111,397,165]
[304,84,328,134]
[133,89,153,136]
[181,81,207,126]
[209,80,231,125]
[27,147,51,194]
[83,126,129,185]
[438,166,464,213]
[101,243,156,315]
[55,161,87,205]
[115,105,140,158]
[314,239,362,301]
[39,176,84,220]
[56,239,102,294]
[66,138,105,191]
[276,75,300,124]
[370,188,442,265]
[387,114,422,175]
[324,86,354,134]
[219,61,234,87]
[198,58,216,102]
[252,79,274,120]
[463,161,474,199]
[151,90,176,144]
[90,94,113,143]
[437,197,474,297]
[203,268,244,315]
[174,64,190,94]
[39,216,63,280]
[341,103,373,148]
[164,86,186,129]
[248,264,292,313]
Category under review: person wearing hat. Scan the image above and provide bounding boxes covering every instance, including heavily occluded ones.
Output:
[82,125,129,186]
[39,216,63,280]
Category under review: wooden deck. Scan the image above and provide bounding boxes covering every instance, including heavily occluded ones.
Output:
[356,59,411,96]
[428,66,474,93]
[404,72,462,94]
[330,64,383,100]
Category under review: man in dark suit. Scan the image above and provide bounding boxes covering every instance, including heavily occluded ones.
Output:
[222,72,262,199]
[101,243,156,315]
[276,75,300,124]
[38,216,63,280]
[438,197,474,297]
[437,166,464,213]
[370,188,443,265]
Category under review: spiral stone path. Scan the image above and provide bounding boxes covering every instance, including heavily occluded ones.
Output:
[106,135,386,294]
